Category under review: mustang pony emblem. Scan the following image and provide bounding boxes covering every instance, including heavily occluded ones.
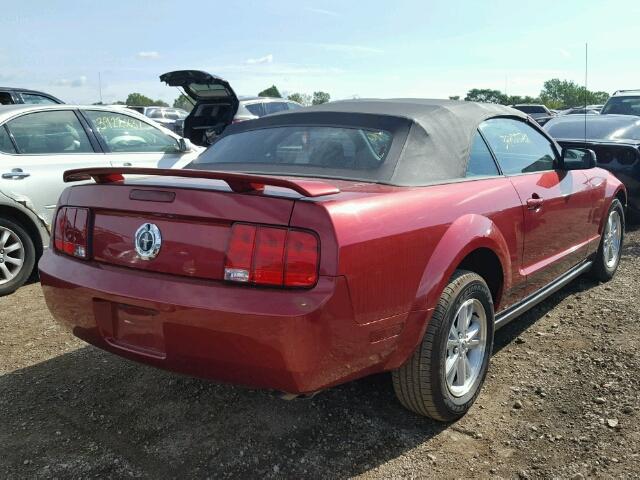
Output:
[134,223,162,260]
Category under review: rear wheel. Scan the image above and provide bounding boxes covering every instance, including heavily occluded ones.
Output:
[590,199,624,282]
[393,270,494,421]
[0,218,35,296]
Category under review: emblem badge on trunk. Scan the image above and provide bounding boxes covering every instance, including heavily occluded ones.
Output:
[135,223,162,260]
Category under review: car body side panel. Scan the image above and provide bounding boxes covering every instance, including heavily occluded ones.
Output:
[508,171,596,293]
[292,177,524,327]
[0,151,109,227]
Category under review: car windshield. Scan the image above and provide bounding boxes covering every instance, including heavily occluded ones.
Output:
[545,117,640,141]
[601,96,640,116]
[188,126,394,180]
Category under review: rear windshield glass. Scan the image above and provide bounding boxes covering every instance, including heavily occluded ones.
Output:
[189,83,230,99]
[601,96,640,116]
[189,126,394,179]
[514,105,546,114]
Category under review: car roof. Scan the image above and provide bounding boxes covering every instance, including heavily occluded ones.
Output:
[544,114,640,144]
[223,98,529,186]
[0,104,178,132]
[239,96,297,104]
[612,89,640,97]
[0,86,53,95]
[275,98,526,125]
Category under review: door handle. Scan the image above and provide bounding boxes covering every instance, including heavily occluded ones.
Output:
[123,162,132,167]
[526,194,543,210]
[2,168,30,179]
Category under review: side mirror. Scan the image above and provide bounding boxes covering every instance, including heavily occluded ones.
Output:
[177,137,192,153]
[561,148,596,170]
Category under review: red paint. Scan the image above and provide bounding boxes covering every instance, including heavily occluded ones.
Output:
[64,167,341,197]
[40,168,624,394]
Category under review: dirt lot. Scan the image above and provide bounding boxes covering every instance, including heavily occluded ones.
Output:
[1,227,639,479]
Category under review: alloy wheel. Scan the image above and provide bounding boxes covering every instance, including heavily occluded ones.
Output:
[603,210,622,269]
[0,226,25,285]
[445,298,488,397]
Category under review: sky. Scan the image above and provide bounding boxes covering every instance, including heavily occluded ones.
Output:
[2,0,639,105]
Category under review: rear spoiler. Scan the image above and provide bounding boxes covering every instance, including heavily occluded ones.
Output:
[63,167,340,198]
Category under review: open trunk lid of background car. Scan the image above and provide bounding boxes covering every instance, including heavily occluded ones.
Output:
[159,70,240,146]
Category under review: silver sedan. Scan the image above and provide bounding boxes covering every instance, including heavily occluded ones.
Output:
[0,104,202,295]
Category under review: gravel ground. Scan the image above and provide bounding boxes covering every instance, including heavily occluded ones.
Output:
[1,227,639,479]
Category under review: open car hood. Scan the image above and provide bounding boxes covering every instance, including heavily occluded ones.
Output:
[160,70,238,106]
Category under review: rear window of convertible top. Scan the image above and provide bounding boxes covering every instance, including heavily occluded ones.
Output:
[188,126,394,181]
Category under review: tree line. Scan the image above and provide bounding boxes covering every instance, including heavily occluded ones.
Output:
[95,86,331,112]
[257,85,331,106]
[97,78,609,112]
[460,78,610,109]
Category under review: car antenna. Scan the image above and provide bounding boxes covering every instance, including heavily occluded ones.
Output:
[584,42,588,148]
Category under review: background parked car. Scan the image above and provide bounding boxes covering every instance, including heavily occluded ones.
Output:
[511,104,556,126]
[544,113,640,221]
[160,70,302,146]
[600,90,640,116]
[125,106,189,134]
[0,104,201,295]
[562,107,600,116]
[0,87,63,105]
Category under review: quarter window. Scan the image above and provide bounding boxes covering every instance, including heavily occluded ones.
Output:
[466,132,499,177]
[264,102,288,115]
[479,118,556,174]
[245,104,264,117]
[0,126,16,153]
[84,110,179,153]
[6,110,93,154]
[0,92,13,105]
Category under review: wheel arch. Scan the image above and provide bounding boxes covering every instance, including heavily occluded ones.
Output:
[597,185,628,235]
[0,203,47,260]
[412,214,511,313]
[385,216,509,372]
[456,247,504,310]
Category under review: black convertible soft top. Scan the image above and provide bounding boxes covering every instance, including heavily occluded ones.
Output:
[209,99,529,186]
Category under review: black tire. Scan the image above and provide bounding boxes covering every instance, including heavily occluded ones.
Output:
[0,217,36,296]
[590,199,624,282]
[392,270,494,421]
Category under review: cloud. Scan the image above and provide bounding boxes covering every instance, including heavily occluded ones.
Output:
[304,7,339,17]
[246,54,274,65]
[137,51,160,59]
[52,75,87,88]
[311,43,384,55]
[557,48,571,59]
[217,62,342,77]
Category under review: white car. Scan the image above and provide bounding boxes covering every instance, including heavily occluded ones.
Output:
[0,104,202,295]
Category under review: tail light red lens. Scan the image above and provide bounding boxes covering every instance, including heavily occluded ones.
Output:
[224,224,319,288]
[284,230,319,287]
[53,207,90,259]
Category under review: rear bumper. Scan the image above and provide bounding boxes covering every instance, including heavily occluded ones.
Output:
[39,250,427,393]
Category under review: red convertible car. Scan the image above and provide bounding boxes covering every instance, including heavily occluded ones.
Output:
[39,99,626,421]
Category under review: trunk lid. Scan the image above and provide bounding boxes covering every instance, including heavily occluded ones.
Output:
[62,168,341,281]
[159,70,239,146]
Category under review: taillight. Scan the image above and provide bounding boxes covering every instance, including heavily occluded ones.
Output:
[53,207,90,259]
[224,224,319,288]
